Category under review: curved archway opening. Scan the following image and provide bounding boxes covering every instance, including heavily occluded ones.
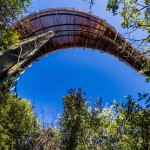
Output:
[16,48,150,121]
[0,8,150,121]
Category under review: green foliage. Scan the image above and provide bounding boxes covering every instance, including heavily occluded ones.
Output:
[60,88,91,150]
[0,79,40,149]
[1,81,149,150]
[33,127,61,150]
[111,95,150,150]
[138,92,150,108]
[59,89,116,150]
[0,28,20,50]
[106,0,150,47]
[0,0,31,50]
[106,0,150,79]
[59,89,150,150]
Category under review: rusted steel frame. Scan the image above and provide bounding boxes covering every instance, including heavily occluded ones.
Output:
[27,23,104,38]
[17,14,122,47]
[113,30,119,42]
[15,22,30,37]
[94,23,106,50]
[28,14,112,39]
[14,18,36,38]
[116,46,128,56]
[18,19,33,36]
[49,16,57,51]
[131,59,143,68]
[14,8,125,42]
[47,39,54,52]
[55,29,138,54]
[118,43,137,61]
[7,44,32,58]
[73,9,77,49]
[123,47,135,61]
[131,55,145,67]
[114,47,131,62]
[0,44,32,79]
[52,34,110,54]
[54,11,62,47]
[0,31,54,84]
[23,8,116,35]
[36,10,45,31]
[103,45,112,53]
[19,8,102,23]
[30,13,105,28]
[114,40,133,58]
[21,35,143,75]
[2,7,150,85]
[83,10,92,50]
[5,51,26,60]
[48,30,138,66]
[67,11,73,46]
[53,29,144,67]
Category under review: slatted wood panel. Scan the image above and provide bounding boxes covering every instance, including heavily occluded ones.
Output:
[11,8,150,76]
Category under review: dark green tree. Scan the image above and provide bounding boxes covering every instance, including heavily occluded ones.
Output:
[59,89,115,150]
[59,89,150,150]
[109,95,150,150]
[106,0,150,49]
[60,88,91,150]
[0,0,31,51]
[0,79,40,149]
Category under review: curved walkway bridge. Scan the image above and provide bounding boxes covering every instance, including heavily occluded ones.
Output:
[0,8,150,85]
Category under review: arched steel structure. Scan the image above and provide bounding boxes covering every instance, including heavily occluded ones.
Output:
[0,8,150,84]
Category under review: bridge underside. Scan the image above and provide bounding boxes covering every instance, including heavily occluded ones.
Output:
[0,8,150,84]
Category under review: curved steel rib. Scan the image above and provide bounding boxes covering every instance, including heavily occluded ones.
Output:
[0,8,150,84]
[0,31,54,84]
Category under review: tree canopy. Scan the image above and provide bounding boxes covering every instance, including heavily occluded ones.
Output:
[59,88,150,150]
[1,85,149,149]
[0,79,40,149]
[106,0,150,49]
[0,0,31,51]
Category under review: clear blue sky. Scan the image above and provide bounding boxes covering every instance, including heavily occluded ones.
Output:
[17,0,150,122]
